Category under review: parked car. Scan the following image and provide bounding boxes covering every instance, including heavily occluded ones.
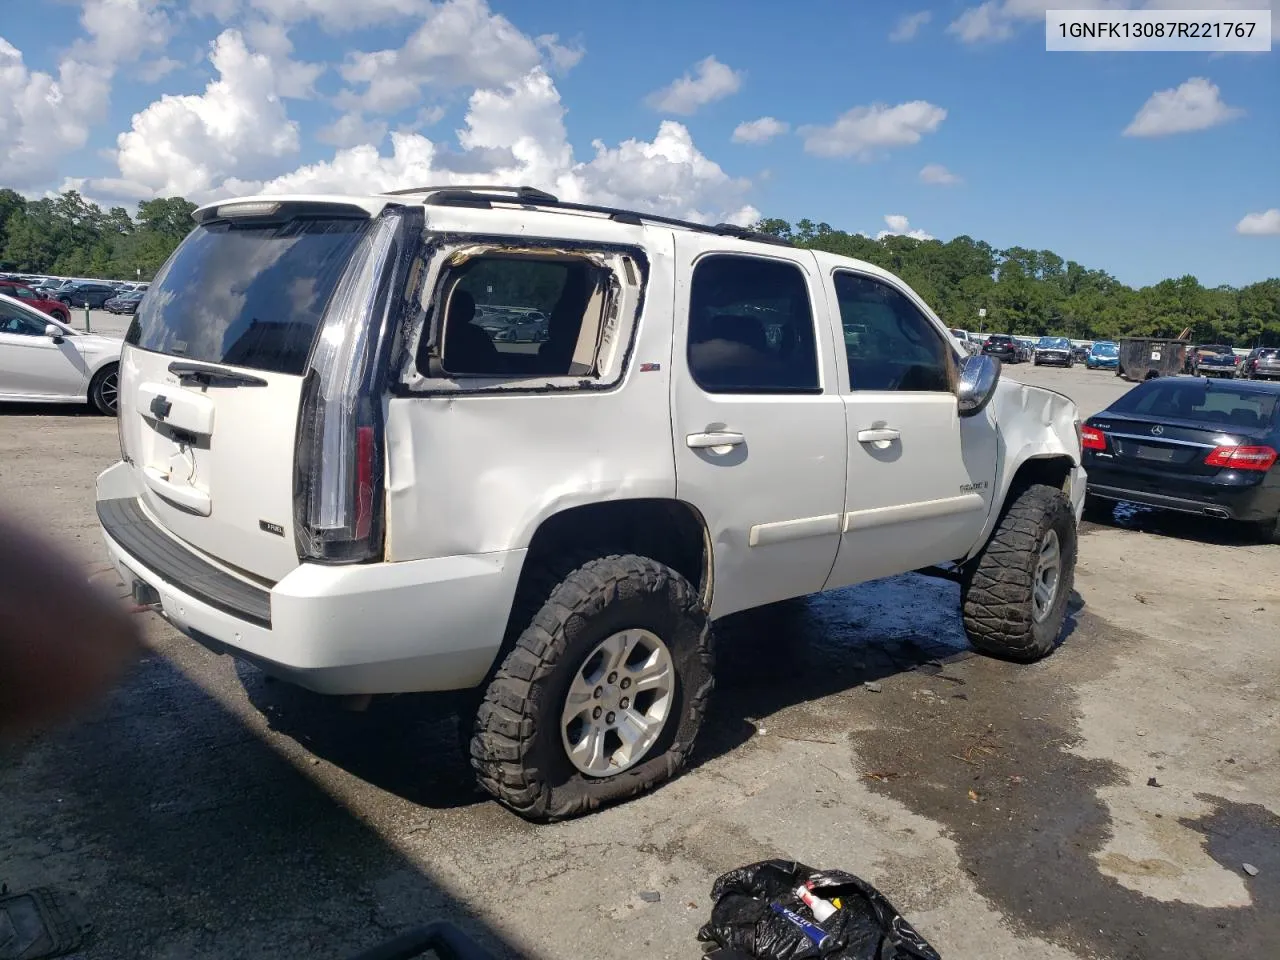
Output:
[1082,376,1280,542]
[104,291,145,314]
[1242,347,1280,381]
[1034,336,1073,367]
[1071,343,1092,363]
[1085,341,1119,370]
[57,281,119,309]
[981,333,1020,362]
[1015,337,1036,363]
[0,293,121,414]
[0,280,72,323]
[1195,345,1239,379]
[96,186,1086,820]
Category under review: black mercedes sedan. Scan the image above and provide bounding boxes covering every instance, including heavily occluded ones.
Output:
[1082,377,1280,542]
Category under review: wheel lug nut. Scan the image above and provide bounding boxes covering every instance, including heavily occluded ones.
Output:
[619,697,629,710]
[593,687,603,699]
[592,706,602,719]
[607,671,618,684]
[620,677,631,689]
[606,711,616,724]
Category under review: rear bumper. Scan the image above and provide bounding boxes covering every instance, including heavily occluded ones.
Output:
[1086,464,1280,522]
[96,463,524,695]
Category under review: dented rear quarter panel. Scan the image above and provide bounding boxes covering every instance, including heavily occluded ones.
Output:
[382,227,679,561]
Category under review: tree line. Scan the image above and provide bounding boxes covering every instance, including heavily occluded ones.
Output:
[0,189,196,283]
[1,189,1275,346]
[754,218,1280,347]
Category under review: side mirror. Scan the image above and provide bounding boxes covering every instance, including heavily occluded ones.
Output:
[44,323,64,340]
[957,353,1000,417]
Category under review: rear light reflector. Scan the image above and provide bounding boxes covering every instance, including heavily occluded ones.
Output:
[1204,445,1277,471]
[1080,426,1107,451]
[354,425,375,541]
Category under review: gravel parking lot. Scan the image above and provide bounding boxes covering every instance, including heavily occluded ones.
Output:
[2,362,1276,960]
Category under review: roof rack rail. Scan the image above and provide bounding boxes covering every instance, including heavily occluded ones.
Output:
[382,184,559,203]
[404,187,792,247]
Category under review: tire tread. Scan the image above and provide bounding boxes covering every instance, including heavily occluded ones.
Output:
[470,553,712,821]
[962,483,1076,662]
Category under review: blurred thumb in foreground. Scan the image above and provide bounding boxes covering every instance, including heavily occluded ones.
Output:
[0,512,141,739]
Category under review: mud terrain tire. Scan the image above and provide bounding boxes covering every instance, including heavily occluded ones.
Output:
[470,554,712,821]
[961,483,1077,662]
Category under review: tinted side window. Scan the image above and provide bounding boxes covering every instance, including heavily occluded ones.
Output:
[687,255,819,394]
[834,273,953,393]
[0,302,46,335]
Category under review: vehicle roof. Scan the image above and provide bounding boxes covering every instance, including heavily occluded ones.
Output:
[192,187,901,282]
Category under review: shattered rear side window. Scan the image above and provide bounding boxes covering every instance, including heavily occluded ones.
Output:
[403,245,642,389]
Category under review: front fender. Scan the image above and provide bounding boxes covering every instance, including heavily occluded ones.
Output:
[971,379,1085,551]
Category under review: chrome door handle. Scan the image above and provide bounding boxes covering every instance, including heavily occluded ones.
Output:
[857,427,901,444]
[686,431,745,450]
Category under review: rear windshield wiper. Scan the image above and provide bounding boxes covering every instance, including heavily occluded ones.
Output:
[168,360,269,387]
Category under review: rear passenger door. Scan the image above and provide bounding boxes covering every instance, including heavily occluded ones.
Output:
[822,269,997,588]
[671,236,848,618]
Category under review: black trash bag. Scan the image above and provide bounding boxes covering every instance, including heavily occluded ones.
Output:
[696,859,942,960]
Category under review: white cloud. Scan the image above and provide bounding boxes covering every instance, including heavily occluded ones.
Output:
[226,66,752,225]
[238,19,325,98]
[732,117,789,144]
[919,163,962,185]
[0,0,183,189]
[800,101,947,160]
[1236,209,1280,236]
[408,105,447,129]
[318,112,389,147]
[570,121,752,223]
[1123,77,1243,137]
[103,30,301,198]
[947,1,1015,42]
[0,40,110,189]
[890,10,932,41]
[876,214,934,241]
[137,57,183,82]
[89,0,752,224]
[335,0,547,115]
[244,0,428,30]
[536,34,584,72]
[645,56,743,115]
[75,0,173,65]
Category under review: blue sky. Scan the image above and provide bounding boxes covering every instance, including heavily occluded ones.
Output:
[1,0,1276,287]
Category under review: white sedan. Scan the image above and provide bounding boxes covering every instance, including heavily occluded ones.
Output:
[0,292,122,415]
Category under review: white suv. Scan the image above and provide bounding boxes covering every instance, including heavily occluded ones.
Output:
[97,186,1085,820]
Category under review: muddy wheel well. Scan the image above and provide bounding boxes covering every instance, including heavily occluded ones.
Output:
[521,499,710,604]
[1008,456,1074,500]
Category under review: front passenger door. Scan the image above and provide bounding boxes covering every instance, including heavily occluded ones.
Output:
[823,271,997,588]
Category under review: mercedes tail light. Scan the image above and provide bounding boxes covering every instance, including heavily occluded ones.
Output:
[294,205,421,563]
[1080,426,1107,451]
[1204,445,1277,472]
